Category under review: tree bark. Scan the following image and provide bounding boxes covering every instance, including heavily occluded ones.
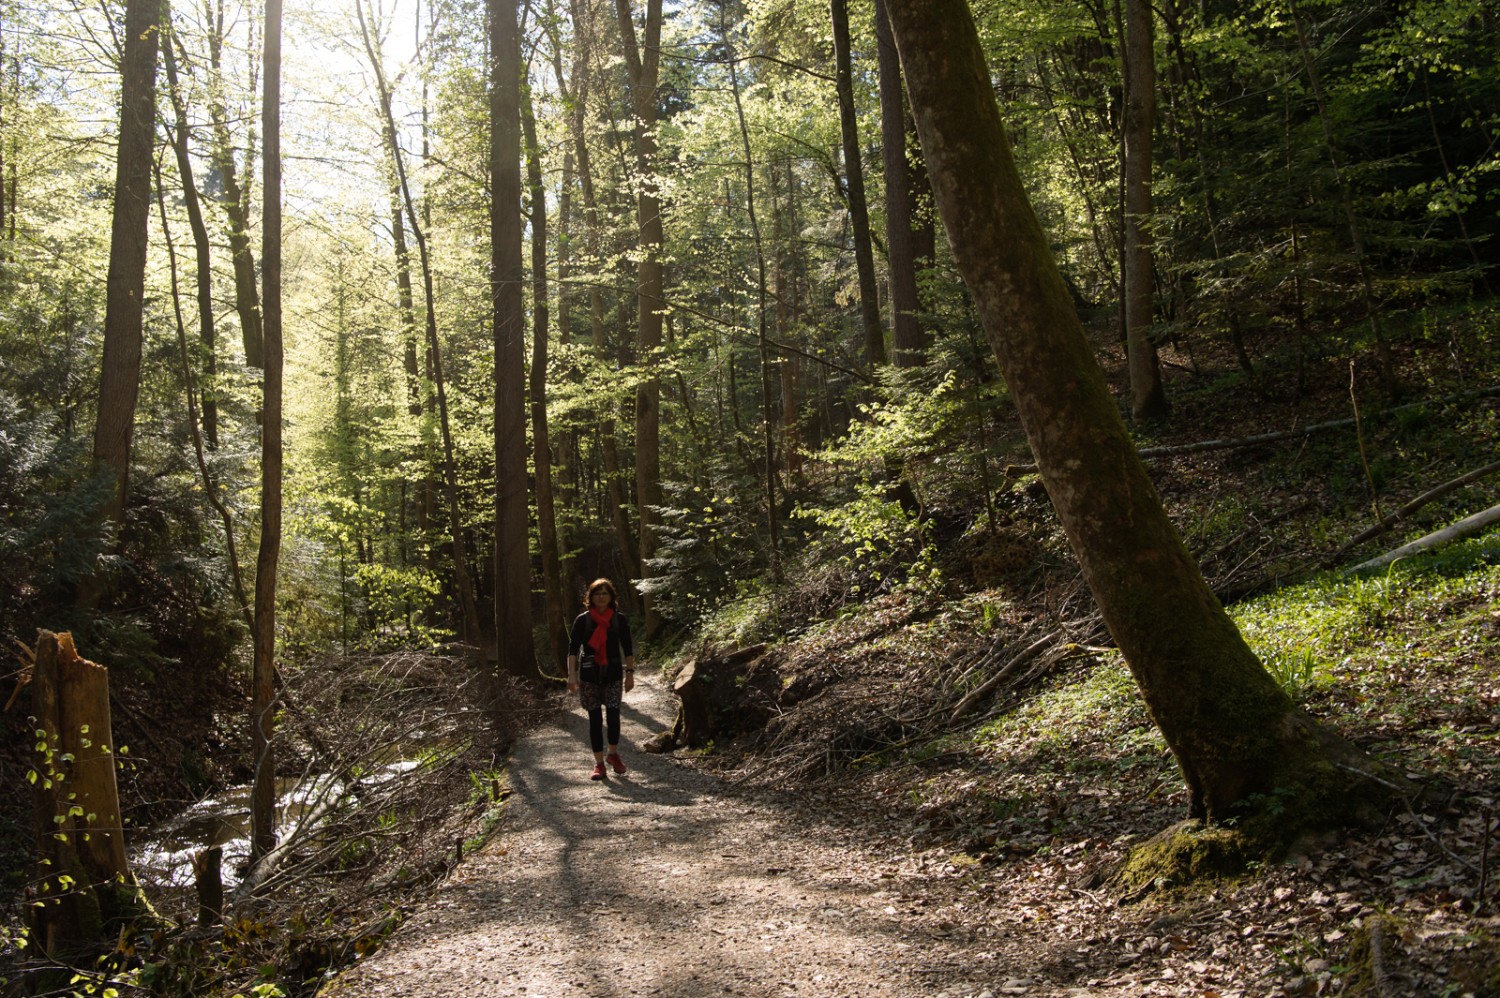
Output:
[522,84,569,671]
[830,0,884,369]
[92,0,160,534]
[874,0,927,369]
[1123,0,1168,420]
[250,0,283,865]
[491,0,539,682]
[162,26,219,450]
[615,0,664,635]
[884,0,1394,834]
[204,0,263,369]
[30,632,137,956]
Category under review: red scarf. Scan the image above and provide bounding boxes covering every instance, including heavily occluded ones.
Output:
[587,607,613,663]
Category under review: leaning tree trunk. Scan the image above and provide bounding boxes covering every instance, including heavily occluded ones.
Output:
[884,0,1397,838]
[357,0,482,646]
[162,27,219,449]
[205,0,264,370]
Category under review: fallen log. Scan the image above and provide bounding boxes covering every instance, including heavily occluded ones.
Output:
[1003,385,1500,471]
[1330,459,1500,564]
[1350,503,1500,574]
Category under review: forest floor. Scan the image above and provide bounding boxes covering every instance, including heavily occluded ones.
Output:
[323,334,1500,998]
[320,643,1500,997]
[320,675,1060,998]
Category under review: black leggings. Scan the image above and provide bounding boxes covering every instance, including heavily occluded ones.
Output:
[588,705,621,753]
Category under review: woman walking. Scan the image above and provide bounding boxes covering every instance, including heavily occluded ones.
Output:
[567,578,636,780]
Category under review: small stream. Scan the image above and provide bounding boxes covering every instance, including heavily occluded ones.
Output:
[131,747,443,891]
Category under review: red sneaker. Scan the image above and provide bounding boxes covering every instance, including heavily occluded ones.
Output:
[606,753,627,775]
[590,762,607,781]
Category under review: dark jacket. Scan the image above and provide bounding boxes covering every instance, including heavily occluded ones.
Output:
[569,610,634,683]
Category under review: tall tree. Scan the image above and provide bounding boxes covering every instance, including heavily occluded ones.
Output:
[250,0,284,865]
[522,82,568,670]
[92,0,161,534]
[884,0,1393,838]
[162,22,219,449]
[563,0,638,579]
[615,0,664,634]
[356,0,483,646]
[204,0,264,369]
[491,0,539,681]
[1123,0,1168,420]
[873,0,927,368]
[830,0,884,369]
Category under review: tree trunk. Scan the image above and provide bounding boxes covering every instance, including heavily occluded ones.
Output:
[522,85,569,672]
[830,0,884,369]
[205,0,263,369]
[723,22,779,561]
[615,0,664,635]
[1123,0,1168,421]
[155,170,255,634]
[92,0,160,534]
[162,27,219,450]
[884,0,1395,837]
[250,0,283,866]
[874,0,927,369]
[776,160,802,477]
[393,192,422,417]
[491,0,539,682]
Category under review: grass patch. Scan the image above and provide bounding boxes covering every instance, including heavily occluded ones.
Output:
[1233,527,1500,699]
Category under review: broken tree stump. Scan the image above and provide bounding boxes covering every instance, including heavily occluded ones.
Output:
[672,644,771,749]
[29,630,139,957]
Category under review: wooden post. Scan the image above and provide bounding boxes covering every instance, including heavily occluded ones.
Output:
[29,630,136,956]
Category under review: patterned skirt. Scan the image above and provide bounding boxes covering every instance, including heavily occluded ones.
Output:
[579,677,623,711]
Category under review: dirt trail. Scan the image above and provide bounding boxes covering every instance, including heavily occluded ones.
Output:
[319,676,1033,998]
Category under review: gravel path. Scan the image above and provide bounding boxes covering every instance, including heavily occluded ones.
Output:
[318,676,1020,998]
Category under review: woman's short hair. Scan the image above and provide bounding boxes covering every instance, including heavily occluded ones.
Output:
[584,578,617,608]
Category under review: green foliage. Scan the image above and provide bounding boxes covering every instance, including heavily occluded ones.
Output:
[1234,526,1500,697]
[0,392,110,644]
[641,477,763,627]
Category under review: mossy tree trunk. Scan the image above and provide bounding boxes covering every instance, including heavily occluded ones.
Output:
[884,0,1398,836]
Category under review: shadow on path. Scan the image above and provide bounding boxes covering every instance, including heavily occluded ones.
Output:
[319,676,1024,998]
